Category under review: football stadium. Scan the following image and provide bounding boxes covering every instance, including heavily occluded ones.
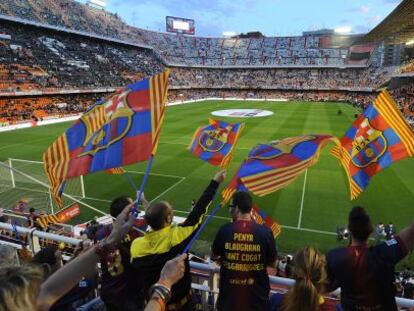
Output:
[0,0,414,310]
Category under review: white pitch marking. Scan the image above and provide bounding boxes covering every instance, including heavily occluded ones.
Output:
[297,169,308,229]
[149,177,186,203]
[174,209,338,236]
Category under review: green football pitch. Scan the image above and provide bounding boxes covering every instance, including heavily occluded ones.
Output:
[1,100,414,262]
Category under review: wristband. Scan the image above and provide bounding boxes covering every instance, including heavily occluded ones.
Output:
[150,294,166,311]
[149,283,172,302]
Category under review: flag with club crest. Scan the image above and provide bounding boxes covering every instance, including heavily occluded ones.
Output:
[43,70,170,206]
[238,135,339,197]
[330,90,414,199]
[251,204,282,238]
[188,119,244,168]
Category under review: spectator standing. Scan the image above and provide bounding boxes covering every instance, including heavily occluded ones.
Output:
[269,247,341,311]
[212,191,277,311]
[0,204,187,311]
[326,206,414,311]
[130,170,226,310]
[32,246,97,311]
[100,195,148,311]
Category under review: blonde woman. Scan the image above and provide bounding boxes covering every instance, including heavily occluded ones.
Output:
[269,247,342,311]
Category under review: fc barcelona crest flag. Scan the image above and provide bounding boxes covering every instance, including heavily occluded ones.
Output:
[188,119,244,168]
[238,135,339,197]
[43,70,170,206]
[331,91,414,199]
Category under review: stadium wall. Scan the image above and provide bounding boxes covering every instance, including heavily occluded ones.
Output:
[0,115,80,132]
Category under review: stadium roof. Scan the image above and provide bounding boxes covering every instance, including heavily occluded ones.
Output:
[360,0,414,45]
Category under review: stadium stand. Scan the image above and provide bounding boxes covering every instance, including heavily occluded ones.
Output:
[0,0,379,68]
[0,20,163,93]
[2,0,414,310]
[169,66,394,90]
[0,93,105,123]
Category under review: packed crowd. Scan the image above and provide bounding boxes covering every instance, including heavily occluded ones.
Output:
[0,0,379,68]
[1,170,414,311]
[401,60,414,75]
[390,81,414,123]
[2,79,413,125]
[144,31,357,67]
[169,66,394,91]
[0,21,163,93]
[0,0,145,44]
[0,93,107,123]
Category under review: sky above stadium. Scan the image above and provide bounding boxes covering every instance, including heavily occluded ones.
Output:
[98,0,402,37]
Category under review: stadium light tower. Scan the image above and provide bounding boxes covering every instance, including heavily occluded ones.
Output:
[223,31,237,37]
[406,39,414,46]
[334,26,352,34]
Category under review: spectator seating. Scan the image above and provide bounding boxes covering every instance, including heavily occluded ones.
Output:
[0,93,106,123]
[0,0,378,68]
[0,21,163,93]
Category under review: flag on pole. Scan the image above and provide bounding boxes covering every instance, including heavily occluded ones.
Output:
[238,135,339,197]
[188,119,244,168]
[331,90,414,199]
[251,204,282,238]
[221,167,247,203]
[43,70,170,206]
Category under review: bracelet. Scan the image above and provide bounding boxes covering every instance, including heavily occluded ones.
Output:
[149,283,172,302]
[150,294,166,311]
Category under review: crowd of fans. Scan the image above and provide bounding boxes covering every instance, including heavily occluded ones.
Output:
[1,171,414,311]
[2,81,414,125]
[0,0,380,68]
[169,66,394,91]
[0,93,107,123]
[401,60,414,75]
[0,21,163,93]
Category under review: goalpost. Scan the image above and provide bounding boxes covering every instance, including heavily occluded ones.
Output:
[0,158,95,216]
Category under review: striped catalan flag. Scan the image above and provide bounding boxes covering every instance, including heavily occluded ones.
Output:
[43,70,170,206]
[238,135,339,197]
[251,204,282,238]
[105,167,126,174]
[221,167,247,203]
[37,214,60,230]
[331,90,414,199]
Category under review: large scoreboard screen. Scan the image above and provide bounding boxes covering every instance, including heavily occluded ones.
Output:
[166,16,195,35]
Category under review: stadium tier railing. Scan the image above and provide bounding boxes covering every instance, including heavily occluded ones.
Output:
[0,222,413,309]
[0,14,153,50]
[0,87,116,98]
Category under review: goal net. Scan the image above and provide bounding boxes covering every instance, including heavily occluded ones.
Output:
[0,158,85,215]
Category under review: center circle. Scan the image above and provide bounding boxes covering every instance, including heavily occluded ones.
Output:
[211,109,274,118]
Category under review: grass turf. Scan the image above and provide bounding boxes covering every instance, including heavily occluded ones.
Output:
[1,100,414,264]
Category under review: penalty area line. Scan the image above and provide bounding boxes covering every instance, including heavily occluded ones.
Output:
[297,169,307,229]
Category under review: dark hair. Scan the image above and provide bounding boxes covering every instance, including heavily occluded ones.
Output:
[110,196,132,218]
[232,192,252,214]
[32,246,58,266]
[29,208,35,213]
[145,201,170,230]
[348,206,373,242]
